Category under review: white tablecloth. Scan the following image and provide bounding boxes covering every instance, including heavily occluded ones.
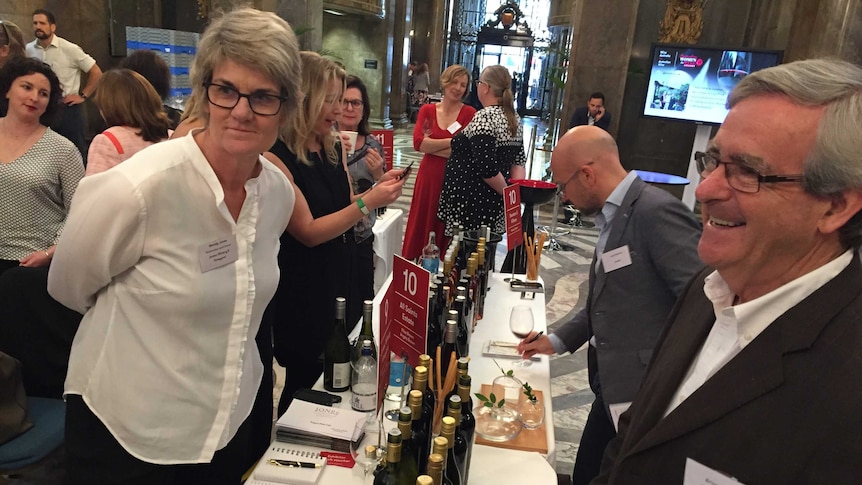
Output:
[372,209,404,294]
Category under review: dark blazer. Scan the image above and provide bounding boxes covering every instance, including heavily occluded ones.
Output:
[554,176,702,407]
[595,254,862,484]
[570,106,611,131]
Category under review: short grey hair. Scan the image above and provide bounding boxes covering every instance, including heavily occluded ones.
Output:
[189,7,301,125]
[729,58,862,248]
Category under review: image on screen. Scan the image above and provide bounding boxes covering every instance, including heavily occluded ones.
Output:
[642,44,783,125]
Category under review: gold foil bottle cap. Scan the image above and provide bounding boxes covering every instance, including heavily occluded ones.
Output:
[416,476,434,485]
[431,436,448,456]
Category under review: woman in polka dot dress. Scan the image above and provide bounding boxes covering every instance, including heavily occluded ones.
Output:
[0,57,84,276]
[437,65,526,236]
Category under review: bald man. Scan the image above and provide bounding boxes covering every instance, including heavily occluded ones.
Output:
[518,126,703,484]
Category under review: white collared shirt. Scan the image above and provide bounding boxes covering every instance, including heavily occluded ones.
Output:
[48,133,295,464]
[664,250,853,416]
[26,35,96,96]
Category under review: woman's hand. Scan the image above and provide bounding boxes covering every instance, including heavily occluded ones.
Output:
[362,176,405,210]
[19,250,52,268]
[365,149,385,181]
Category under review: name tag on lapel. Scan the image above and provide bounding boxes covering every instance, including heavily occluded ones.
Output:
[601,245,632,273]
[199,235,238,273]
[684,458,745,484]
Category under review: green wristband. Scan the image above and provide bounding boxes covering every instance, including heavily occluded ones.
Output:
[357,198,370,216]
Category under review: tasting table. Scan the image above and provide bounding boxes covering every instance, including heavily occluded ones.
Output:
[251,272,558,484]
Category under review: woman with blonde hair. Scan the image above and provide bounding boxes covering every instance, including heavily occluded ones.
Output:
[438,65,526,235]
[48,8,302,482]
[86,69,171,175]
[265,51,405,415]
[402,64,475,259]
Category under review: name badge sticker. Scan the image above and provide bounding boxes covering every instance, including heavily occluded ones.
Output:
[199,234,239,273]
[683,458,744,484]
[601,245,633,273]
[447,121,462,134]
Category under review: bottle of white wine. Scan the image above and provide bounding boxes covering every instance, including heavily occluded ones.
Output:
[324,297,351,392]
[374,429,410,485]
[353,299,378,365]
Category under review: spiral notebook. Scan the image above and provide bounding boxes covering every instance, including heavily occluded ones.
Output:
[250,445,327,485]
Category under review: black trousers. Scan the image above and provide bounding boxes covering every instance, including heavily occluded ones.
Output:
[51,103,87,163]
[572,346,618,485]
[65,395,254,485]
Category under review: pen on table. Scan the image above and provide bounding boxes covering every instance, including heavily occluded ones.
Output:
[527,331,544,343]
[268,459,322,468]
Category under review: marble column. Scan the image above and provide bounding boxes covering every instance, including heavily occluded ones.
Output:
[427,0,448,92]
[785,0,862,64]
[562,0,640,136]
[277,0,323,51]
[390,0,415,127]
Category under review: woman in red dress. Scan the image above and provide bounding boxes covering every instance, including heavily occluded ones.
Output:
[402,64,476,260]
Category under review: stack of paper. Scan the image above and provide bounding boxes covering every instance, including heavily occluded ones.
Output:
[276,399,367,452]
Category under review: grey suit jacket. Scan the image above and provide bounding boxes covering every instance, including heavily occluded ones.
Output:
[554,176,702,406]
[596,255,862,484]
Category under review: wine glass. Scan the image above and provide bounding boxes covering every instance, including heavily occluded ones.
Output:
[350,413,385,483]
[509,304,534,367]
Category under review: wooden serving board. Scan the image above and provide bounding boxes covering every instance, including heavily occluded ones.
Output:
[473,384,548,454]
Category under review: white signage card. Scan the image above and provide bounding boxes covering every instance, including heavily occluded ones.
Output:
[600,245,632,273]
[198,235,238,273]
[683,458,745,485]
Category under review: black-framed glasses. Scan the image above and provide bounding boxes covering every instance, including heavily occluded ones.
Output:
[694,151,804,194]
[204,82,286,116]
[556,162,593,194]
[342,99,363,109]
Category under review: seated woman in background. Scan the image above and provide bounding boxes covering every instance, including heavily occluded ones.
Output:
[121,49,183,129]
[401,64,475,260]
[438,65,526,236]
[0,57,84,276]
[86,69,171,175]
[338,75,384,291]
[265,52,405,416]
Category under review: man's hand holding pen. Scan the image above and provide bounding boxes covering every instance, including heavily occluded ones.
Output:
[517,330,555,359]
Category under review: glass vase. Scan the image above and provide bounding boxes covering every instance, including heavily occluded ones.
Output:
[518,397,545,430]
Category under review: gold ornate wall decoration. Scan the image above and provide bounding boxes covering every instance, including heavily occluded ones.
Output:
[658,0,707,44]
[196,0,210,19]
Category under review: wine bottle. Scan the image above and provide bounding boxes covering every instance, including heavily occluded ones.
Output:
[431,438,457,485]
[421,231,440,274]
[324,297,351,392]
[418,354,434,395]
[456,375,475,484]
[351,339,378,412]
[426,288,442,355]
[446,396,469,483]
[475,246,486,323]
[353,300,378,365]
[439,320,460,382]
[374,429,405,485]
[450,302,469,358]
[426,453,448,485]
[440,417,463,485]
[397,407,421,481]
[408,390,431,474]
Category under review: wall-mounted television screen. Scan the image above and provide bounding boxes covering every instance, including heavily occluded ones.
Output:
[642,43,783,125]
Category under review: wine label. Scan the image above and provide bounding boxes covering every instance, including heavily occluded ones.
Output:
[332,362,351,388]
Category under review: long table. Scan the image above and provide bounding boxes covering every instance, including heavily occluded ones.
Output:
[252,272,558,484]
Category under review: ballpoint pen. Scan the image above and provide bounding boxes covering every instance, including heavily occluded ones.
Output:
[268,459,322,468]
[527,331,544,343]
